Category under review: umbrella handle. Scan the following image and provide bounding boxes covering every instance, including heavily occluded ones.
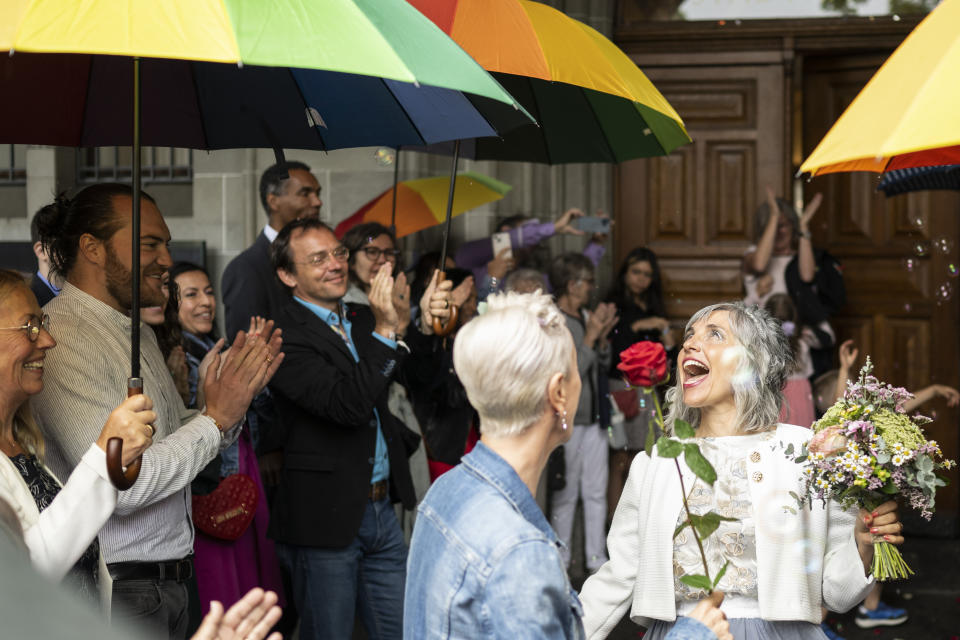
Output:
[431,271,459,337]
[106,379,144,491]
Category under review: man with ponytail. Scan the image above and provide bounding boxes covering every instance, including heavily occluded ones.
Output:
[31,184,283,639]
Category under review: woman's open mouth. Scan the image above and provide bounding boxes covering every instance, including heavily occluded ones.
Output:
[682,358,709,388]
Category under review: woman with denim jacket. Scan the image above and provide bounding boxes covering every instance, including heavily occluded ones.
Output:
[404,291,729,640]
[580,302,903,639]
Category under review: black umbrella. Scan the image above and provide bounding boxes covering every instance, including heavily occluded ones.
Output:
[878,164,960,197]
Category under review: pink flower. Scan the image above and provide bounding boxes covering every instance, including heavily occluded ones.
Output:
[808,425,848,457]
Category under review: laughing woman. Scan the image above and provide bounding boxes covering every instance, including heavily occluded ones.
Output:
[168,262,285,616]
[580,301,903,640]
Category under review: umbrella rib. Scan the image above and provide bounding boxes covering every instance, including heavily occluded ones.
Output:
[524,78,553,164]
[581,88,629,163]
[380,78,429,146]
[189,63,212,150]
[286,68,328,151]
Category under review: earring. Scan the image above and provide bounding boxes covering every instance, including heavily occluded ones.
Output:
[556,409,568,431]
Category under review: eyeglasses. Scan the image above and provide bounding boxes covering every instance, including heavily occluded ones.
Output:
[360,246,400,263]
[295,245,350,268]
[1,314,50,342]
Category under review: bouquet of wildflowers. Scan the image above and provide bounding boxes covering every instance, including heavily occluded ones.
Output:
[788,357,955,580]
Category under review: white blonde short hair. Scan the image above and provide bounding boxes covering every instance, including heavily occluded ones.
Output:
[453,291,573,438]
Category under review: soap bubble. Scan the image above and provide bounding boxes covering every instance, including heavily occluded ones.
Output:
[903,303,912,312]
[934,282,953,304]
[911,215,925,229]
[914,241,930,257]
[902,257,918,273]
[934,236,954,254]
[374,147,395,167]
[948,263,959,278]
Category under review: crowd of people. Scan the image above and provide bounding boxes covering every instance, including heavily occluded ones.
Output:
[2,160,951,640]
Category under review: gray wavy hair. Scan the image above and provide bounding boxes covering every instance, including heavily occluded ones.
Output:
[665,301,793,434]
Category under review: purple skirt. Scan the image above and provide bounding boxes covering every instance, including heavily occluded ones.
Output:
[193,429,285,613]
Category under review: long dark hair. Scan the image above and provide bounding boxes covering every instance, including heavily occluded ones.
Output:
[167,262,219,361]
[607,247,666,317]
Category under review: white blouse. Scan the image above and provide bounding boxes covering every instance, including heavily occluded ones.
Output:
[673,432,773,603]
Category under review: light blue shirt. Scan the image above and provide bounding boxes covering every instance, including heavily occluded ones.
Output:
[293,296,394,484]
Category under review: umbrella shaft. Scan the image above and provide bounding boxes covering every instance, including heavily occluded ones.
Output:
[438,140,460,272]
[131,57,141,379]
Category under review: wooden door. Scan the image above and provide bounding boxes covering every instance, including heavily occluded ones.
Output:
[803,55,960,530]
[615,58,787,320]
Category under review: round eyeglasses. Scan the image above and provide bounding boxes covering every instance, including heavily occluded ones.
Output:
[1,314,51,342]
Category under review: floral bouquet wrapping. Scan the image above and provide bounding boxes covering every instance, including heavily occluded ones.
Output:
[788,357,955,580]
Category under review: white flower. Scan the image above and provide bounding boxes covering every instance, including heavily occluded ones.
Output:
[892,454,905,466]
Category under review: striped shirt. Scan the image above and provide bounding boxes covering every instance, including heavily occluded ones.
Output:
[32,283,234,563]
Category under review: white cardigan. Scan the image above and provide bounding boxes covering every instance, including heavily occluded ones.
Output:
[0,443,116,582]
[580,424,873,639]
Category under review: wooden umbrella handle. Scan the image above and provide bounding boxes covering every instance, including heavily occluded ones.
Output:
[106,379,143,491]
[431,271,459,337]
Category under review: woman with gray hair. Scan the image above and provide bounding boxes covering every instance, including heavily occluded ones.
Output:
[403,292,729,639]
[580,301,903,640]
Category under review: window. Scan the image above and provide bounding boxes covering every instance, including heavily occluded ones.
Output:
[0,144,27,184]
[77,146,193,184]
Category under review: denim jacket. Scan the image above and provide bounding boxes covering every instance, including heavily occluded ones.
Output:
[404,442,720,640]
[404,442,585,639]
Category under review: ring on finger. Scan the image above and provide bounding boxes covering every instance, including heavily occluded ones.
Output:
[145,424,155,437]
[265,355,273,364]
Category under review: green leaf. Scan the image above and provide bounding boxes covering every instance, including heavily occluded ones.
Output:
[673,519,690,539]
[712,560,730,589]
[684,443,718,486]
[691,511,737,540]
[674,420,696,439]
[794,455,808,463]
[784,443,795,456]
[881,479,899,494]
[656,436,683,458]
[679,574,713,591]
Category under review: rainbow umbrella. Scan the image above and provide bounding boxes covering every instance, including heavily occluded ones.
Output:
[410,0,691,163]
[0,0,530,488]
[799,0,960,177]
[335,172,511,239]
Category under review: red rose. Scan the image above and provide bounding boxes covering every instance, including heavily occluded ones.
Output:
[617,341,668,388]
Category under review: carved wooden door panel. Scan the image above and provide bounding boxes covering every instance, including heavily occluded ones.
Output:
[615,60,785,320]
[804,55,960,527]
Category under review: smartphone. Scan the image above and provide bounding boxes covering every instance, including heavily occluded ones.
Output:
[491,231,513,259]
[574,216,611,234]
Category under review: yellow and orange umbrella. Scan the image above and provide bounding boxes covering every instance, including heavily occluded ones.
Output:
[800,0,960,177]
[335,172,511,239]
[411,0,690,163]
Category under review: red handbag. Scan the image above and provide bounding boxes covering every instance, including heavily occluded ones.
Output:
[611,388,641,420]
[191,474,258,541]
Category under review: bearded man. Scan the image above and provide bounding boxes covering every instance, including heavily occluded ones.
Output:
[31,184,283,639]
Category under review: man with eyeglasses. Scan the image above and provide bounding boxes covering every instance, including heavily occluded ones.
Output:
[266,218,451,640]
[221,161,324,492]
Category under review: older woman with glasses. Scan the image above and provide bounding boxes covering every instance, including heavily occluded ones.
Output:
[0,269,154,601]
[580,301,902,639]
[404,291,729,639]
